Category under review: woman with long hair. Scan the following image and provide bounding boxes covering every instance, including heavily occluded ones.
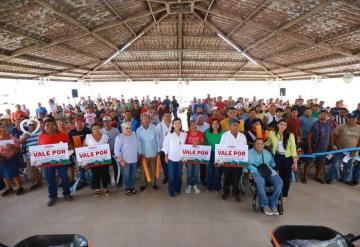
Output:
[265,119,297,199]
[204,119,224,192]
[162,118,186,197]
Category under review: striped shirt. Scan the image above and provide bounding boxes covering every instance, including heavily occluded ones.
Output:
[333,115,346,126]
[22,130,42,153]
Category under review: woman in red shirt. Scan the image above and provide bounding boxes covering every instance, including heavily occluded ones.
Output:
[38,119,73,207]
[185,120,204,194]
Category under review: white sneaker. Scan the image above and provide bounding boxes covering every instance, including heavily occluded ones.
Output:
[271,207,280,216]
[185,185,192,193]
[263,206,273,216]
[193,185,201,194]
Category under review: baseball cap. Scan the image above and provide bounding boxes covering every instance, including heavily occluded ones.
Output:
[103,116,112,121]
[229,118,239,125]
[211,106,219,111]
[347,112,357,118]
[0,115,10,120]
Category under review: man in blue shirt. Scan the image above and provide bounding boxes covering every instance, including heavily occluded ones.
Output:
[246,138,283,216]
[136,113,161,191]
[36,103,47,119]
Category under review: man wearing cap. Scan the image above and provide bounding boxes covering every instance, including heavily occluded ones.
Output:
[68,117,91,188]
[0,115,14,134]
[102,116,121,187]
[303,110,333,184]
[219,118,247,202]
[136,113,161,191]
[327,113,360,185]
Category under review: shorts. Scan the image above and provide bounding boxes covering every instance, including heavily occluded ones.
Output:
[0,155,20,179]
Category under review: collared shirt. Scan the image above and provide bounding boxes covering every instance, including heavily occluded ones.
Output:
[219,131,247,146]
[101,127,120,153]
[197,122,210,133]
[157,121,172,149]
[114,133,138,163]
[162,131,187,162]
[136,124,161,158]
[300,116,316,139]
[245,149,277,176]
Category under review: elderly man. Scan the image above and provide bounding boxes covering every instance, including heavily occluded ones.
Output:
[246,138,283,215]
[136,113,161,191]
[327,113,360,185]
[219,118,247,202]
[157,112,172,184]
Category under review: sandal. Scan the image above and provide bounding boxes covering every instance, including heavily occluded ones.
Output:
[94,189,101,197]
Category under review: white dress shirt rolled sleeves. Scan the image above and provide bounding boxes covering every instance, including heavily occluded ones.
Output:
[114,132,138,163]
[219,131,247,146]
[162,131,187,162]
[157,121,172,149]
[136,124,161,158]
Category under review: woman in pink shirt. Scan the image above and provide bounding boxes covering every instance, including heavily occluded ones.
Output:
[0,126,24,197]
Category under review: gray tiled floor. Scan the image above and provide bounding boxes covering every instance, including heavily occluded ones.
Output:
[0,177,359,247]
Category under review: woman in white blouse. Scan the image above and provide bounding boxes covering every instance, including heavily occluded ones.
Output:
[162,118,187,197]
[85,123,110,197]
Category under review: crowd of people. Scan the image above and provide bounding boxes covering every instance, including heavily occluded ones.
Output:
[0,94,359,216]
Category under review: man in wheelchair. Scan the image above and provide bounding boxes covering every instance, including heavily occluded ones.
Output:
[245,138,283,216]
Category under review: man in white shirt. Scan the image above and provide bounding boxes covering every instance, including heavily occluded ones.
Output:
[220,118,247,202]
[157,112,172,184]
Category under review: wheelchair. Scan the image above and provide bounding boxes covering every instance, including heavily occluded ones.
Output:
[240,172,284,215]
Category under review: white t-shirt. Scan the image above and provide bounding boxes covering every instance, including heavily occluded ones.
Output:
[277,140,285,154]
[85,134,109,146]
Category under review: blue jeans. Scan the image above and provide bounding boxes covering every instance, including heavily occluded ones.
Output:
[186,163,199,186]
[173,108,178,119]
[168,160,182,196]
[122,162,137,189]
[44,166,70,199]
[252,173,283,209]
[207,152,221,191]
[327,153,356,182]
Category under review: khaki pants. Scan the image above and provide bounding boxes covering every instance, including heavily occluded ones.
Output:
[25,156,41,183]
[141,157,157,186]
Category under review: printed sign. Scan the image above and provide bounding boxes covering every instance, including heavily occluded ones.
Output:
[180,144,211,163]
[215,144,248,166]
[75,144,112,168]
[29,143,70,168]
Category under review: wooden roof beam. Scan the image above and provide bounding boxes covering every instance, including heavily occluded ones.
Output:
[204,0,215,22]
[78,13,169,80]
[192,11,280,79]
[101,0,136,36]
[147,1,158,24]
[178,13,183,79]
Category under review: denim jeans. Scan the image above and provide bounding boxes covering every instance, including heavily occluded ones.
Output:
[44,165,70,199]
[207,152,221,191]
[186,163,199,186]
[328,153,358,182]
[168,160,182,196]
[122,162,137,189]
[252,173,283,209]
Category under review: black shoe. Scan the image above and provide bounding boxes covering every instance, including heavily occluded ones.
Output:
[301,177,307,184]
[234,194,241,202]
[1,188,13,197]
[140,185,146,191]
[221,193,229,200]
[353,180,359,186]
[76,182,87,190]
[131,188,137,195]
[16,188,25,196]
[57,182,63,188]
[153,184,158,190]
[162,178,168,184]
[63,195,74,201]
[47,198,57,207]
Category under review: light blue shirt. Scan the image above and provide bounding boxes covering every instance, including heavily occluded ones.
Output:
[300,116,316,139]
[245,148,277,176]
[114,133,138,163]
[136,124,161,158]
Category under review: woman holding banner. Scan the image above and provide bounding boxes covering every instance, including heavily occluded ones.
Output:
[0,126,25,197]
[265,119,297,199]
[114,122,138,196]
[204,119,224,193]
[85,123,110,197]
[185,120,204,194]
[162,118,186,197]
[38,119,73,207]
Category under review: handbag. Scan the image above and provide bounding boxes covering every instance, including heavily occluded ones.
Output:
[257,153,272,179]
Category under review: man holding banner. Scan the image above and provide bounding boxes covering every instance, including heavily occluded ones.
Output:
[37,119,73,207]
[219,118,247,202]
[136,113,161,191]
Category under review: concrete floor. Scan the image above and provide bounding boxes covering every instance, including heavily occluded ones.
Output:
[0,176,359,247]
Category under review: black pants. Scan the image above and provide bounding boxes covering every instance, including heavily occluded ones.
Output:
[274,153,293,197]
[223,167,242,195]
[91,165,109,189]
[160,151,168,180]
[200,163,207,186]
[111,157,122,185]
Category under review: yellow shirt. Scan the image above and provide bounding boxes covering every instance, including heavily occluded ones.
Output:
[265,131,297,158]
[220,118,244,132]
